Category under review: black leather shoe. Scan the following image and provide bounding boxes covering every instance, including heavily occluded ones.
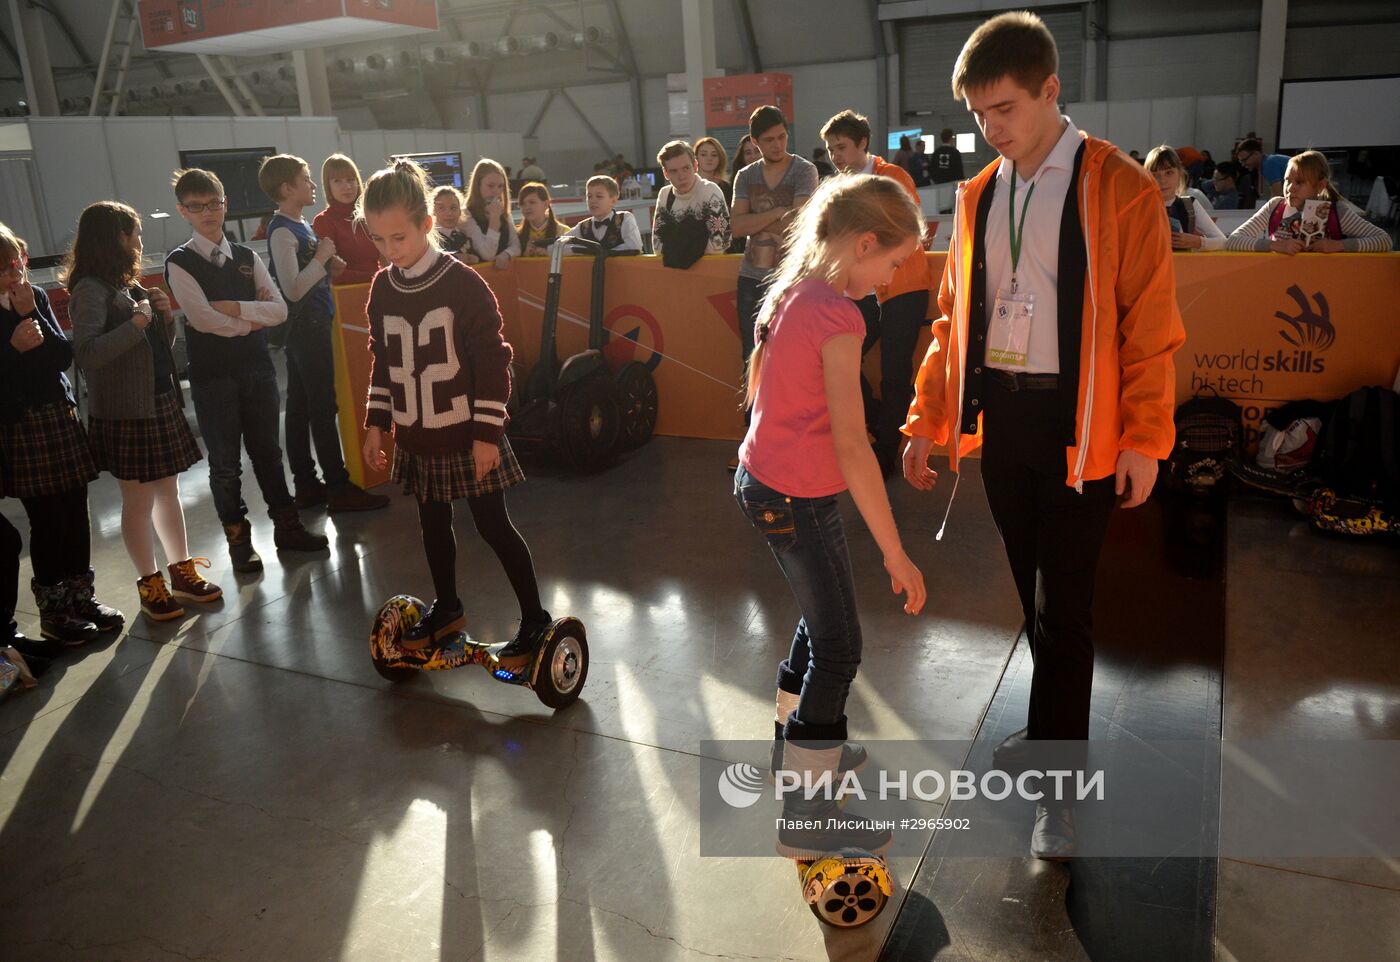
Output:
[1031,803,1076,861]
[992,726,1033,773]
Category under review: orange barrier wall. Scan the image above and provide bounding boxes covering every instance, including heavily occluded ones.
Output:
[331,252,1400,481]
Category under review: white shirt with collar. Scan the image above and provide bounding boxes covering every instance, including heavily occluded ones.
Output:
[402,246,442,279]
[983,116,1083,374]
[563,209,643,252]
[165,231,287,338]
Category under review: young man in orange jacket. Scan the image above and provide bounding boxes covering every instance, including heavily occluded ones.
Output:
[901,12,1185,859]
[822,109,934,477]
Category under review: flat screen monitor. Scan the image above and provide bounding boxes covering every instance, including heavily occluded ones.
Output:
[888,127,922,152]
[393,151,466,189]
[177,146,276,221]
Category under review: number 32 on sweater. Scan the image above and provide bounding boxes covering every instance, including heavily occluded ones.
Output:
[382,309,471,429]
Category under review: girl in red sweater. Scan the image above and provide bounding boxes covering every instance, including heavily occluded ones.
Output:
[312,154,382,285]
[359,160,550,668]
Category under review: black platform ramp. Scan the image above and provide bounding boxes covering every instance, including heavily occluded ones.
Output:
[880,494,1227,962]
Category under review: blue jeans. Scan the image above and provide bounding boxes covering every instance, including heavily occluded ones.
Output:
[734,465,860,742]
[284,306,349,490]
[189,351,295,524]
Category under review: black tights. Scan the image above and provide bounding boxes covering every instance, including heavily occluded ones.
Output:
[19,488,91,585]
[416,491,548,623]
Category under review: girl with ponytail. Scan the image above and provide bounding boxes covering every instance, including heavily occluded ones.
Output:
[734,173,928,858]
[358,160,553,668]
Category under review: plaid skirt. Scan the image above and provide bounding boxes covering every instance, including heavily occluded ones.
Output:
[392,437,524,502]
[0,401,99,498]
[88,390,203,482]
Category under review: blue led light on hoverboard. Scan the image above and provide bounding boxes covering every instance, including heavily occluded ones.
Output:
[494,669,517,680]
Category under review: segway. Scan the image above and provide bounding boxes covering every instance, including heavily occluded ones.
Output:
[573,241,656,450]
[790,848,893,928]
[508,237,624,471]
[369,595,588,709]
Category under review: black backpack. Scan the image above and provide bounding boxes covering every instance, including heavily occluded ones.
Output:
[1166,394,1244,496]
[1310,386,1400,512]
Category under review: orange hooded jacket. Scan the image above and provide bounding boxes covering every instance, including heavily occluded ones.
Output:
[869,156,933,302]
[903,130,1185,490]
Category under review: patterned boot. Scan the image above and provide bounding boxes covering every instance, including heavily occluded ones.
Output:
[31,578,98,646]
[69,568,125,634]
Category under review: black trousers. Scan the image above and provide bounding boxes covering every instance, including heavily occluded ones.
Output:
[1,512,19,635]
[980,377,1116,747]
[19,489,91,585]
[857,289,930,458]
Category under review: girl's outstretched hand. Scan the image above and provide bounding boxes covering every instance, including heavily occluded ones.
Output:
[884,550,926,615]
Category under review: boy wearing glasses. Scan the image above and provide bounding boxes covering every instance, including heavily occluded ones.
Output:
[164,168,327,574]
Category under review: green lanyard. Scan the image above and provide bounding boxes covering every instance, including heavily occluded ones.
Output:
[1008,169,1036,291]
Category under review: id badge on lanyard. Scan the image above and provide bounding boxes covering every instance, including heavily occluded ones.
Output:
[988,288,1034,369]
[988,170,1036,370]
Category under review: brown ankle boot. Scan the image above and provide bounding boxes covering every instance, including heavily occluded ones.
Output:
[137,572,185,621]
[168,558,223,603]
[223,520,263,573]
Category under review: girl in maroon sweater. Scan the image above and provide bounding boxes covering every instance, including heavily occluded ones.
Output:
[360,159,550,667]
[312,154,382,285]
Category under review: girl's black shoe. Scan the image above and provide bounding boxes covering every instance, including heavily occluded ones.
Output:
[495,616,553,672]
[402,599,465,651]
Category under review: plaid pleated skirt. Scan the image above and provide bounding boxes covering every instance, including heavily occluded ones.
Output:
[88,390,203,482]
[0,401,99,498]
[392,437,525,502]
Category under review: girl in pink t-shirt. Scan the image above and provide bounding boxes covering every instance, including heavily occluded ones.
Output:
[734,173,927,858]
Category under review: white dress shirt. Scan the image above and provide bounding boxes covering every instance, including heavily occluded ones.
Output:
[983,116,1084,374]
[563,209,643,252]
[267,215,328,302]
[464,211,521,261]
[165,231,287,338]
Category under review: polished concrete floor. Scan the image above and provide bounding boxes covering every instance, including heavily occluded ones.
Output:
[1,429,1397,961]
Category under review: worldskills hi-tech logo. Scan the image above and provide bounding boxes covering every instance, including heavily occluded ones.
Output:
[1190,284,1336,397]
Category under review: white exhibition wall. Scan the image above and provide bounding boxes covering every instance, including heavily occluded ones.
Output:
[13,117,524,257]
[1064,95,1257,160]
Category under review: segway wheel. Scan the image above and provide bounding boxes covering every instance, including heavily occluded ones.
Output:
[533,618,589,709]
[616,361,658,449]
[800,852,891,929]
[557,378,621,471]
[370,594,426,683]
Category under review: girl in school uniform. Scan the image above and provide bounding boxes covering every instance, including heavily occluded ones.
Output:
[515,182,571,257]
[734,174,927,858]
[359,160,551,670]
[431,186,470,256]
[67,201,221,621]
[1226,150,1392,254]
[461,159,521,269]
[1144,145,1226,251]
[0,222,123,644]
